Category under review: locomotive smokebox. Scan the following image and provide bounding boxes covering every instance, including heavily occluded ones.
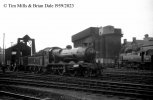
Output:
[85,47,96,62]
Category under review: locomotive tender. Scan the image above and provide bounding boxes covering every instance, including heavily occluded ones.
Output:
[19,46,101,76]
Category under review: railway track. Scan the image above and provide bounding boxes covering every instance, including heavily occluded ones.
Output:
[1,70,153,85]
[0,91,42,100]
[0,72,153,99]
[1,71,153,85]
[0,84,80,100]
[100,72,153,84]
[101,68,153,84]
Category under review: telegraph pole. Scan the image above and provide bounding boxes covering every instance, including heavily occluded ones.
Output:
[3,33,5,65]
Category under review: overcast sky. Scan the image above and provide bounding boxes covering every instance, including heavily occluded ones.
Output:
[0,0,153,51]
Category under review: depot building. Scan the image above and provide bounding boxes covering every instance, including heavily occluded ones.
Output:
[71,25,123,64]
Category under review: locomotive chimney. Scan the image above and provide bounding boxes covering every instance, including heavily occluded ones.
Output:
[133,37,136,43]
[124,39,127,44]
[145,34,149,38]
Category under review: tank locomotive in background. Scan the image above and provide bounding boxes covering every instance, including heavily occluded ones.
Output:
[119,45,153,70]
[19,46,102,76]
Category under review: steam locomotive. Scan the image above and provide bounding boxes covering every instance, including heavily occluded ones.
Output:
[18,46,102,76]
[118,45,153,70]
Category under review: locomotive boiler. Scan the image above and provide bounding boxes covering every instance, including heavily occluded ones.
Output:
[49,47,96,63]
[19,46,101,76]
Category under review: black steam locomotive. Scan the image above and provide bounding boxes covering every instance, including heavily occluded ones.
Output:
[18,46,102,76]
[118,45,153,70]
